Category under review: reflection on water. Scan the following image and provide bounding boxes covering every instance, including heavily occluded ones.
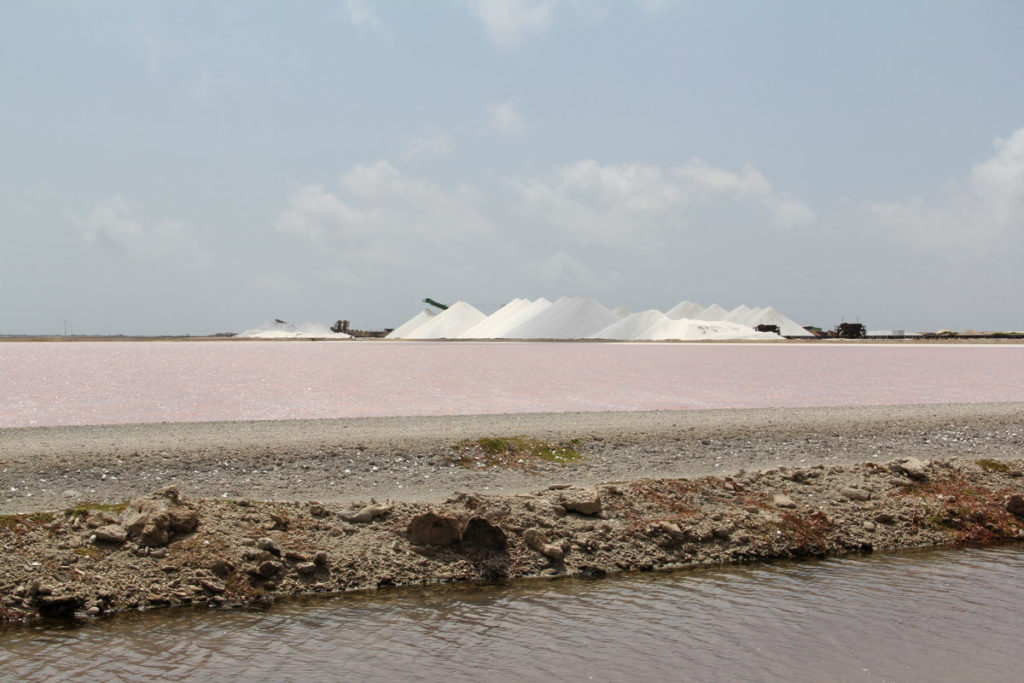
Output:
[2,546,1023,682]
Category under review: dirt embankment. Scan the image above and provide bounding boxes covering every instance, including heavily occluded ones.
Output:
[2,403,1023,623]
[2,454,1023,623]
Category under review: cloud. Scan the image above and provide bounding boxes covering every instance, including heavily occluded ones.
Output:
[275,161,495,277]
[345,0,384,32]
[72,196,213,268]
[404,129,453,161]
[511,159,814,250]
[857,127,1024,251]
[487,101,527,136]
[466,0,556,48]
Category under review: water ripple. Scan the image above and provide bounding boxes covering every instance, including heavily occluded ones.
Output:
[3,546,1024,681]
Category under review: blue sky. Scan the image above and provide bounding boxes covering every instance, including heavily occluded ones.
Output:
[2,0,1022,334]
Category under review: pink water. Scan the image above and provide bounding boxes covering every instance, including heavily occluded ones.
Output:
[1,341,1023,428]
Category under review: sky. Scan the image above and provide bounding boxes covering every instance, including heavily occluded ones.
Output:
[2,0,1022,335]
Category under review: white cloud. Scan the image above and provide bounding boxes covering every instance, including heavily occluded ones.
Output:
[488,101,527,136]
[276,161,494,275]
[72,196,213,268]
[466,0,556,48]
[404,129,453,161]
[858,127,1024,250]
[346,0,384,32]
[511,159,814,249]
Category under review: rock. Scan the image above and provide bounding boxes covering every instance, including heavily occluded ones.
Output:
[561,488,602,516]
[840,487,872,502]
[339,503,393,523]
[256,538,281,555]
[461,517,508,551]
[258,560,283,578]
[712,526,732,540]
[210,559,236,578]
[284,550,309,562]
[296,562,317,576]
[863,521,877,532]
[1005,494,1024,517]
[540,543,565,562]
[62,490,82,499]
[199,578,225,594]
[523,528,546,552]
[308,502,329,518]
[406,511,463,546]
[37,595,82,619]
[92,524,127,544]
[314,551,329,568]
[85,511,119,528]
[1009,470,1023,478]
[892,457,928,481]
[874,512,896,525]
[120,486,200,547]
[523,528,566,561]
[773,494,797,509]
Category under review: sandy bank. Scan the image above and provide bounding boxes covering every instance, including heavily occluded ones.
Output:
[2,403,1022,514]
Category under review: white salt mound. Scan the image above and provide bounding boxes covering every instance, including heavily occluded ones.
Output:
[486,298,554,338]
[589,310,671,340]
[665,300,705,320]
[741,306,813,337]
[644,318,777,341]
[457,298,533,339]
[503,297,620,339]
[237,321,350,339]
[403,301,486,339]
[611,306,632,318]
[386,309,437,339]
[697,303,729,321]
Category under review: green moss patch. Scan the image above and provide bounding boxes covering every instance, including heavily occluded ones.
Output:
[454,437,583,471]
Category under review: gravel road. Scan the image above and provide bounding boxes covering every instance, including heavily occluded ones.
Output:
[2,403,1022,514]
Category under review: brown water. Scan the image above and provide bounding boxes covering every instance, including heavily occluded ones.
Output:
[3,545,1022,682]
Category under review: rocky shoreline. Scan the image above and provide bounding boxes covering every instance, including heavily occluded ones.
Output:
[2,454,1023,624]
[2,403,1023,624]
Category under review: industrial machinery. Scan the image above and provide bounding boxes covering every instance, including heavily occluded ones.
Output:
[832,322,866,339]
[423,298,449,311]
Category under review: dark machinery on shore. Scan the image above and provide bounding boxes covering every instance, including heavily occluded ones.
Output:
[754,324,781,335]
[831,322,866,339]
[423,298,449,311]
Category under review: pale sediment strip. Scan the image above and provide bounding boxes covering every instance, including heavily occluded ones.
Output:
[1,403,1022,514]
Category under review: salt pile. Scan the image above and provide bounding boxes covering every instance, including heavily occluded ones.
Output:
[385,309,437,339]
[402,301,486,339]
[643,318,774,341]
[237,320,351,339]
[388,296,809,341]
[590,310,777,341]
[457,298,533,339]
[503,297,620,339]
[589,310,670,340]
[666,301,705,319]
[738,306,813,337]
[611,306,632,318]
